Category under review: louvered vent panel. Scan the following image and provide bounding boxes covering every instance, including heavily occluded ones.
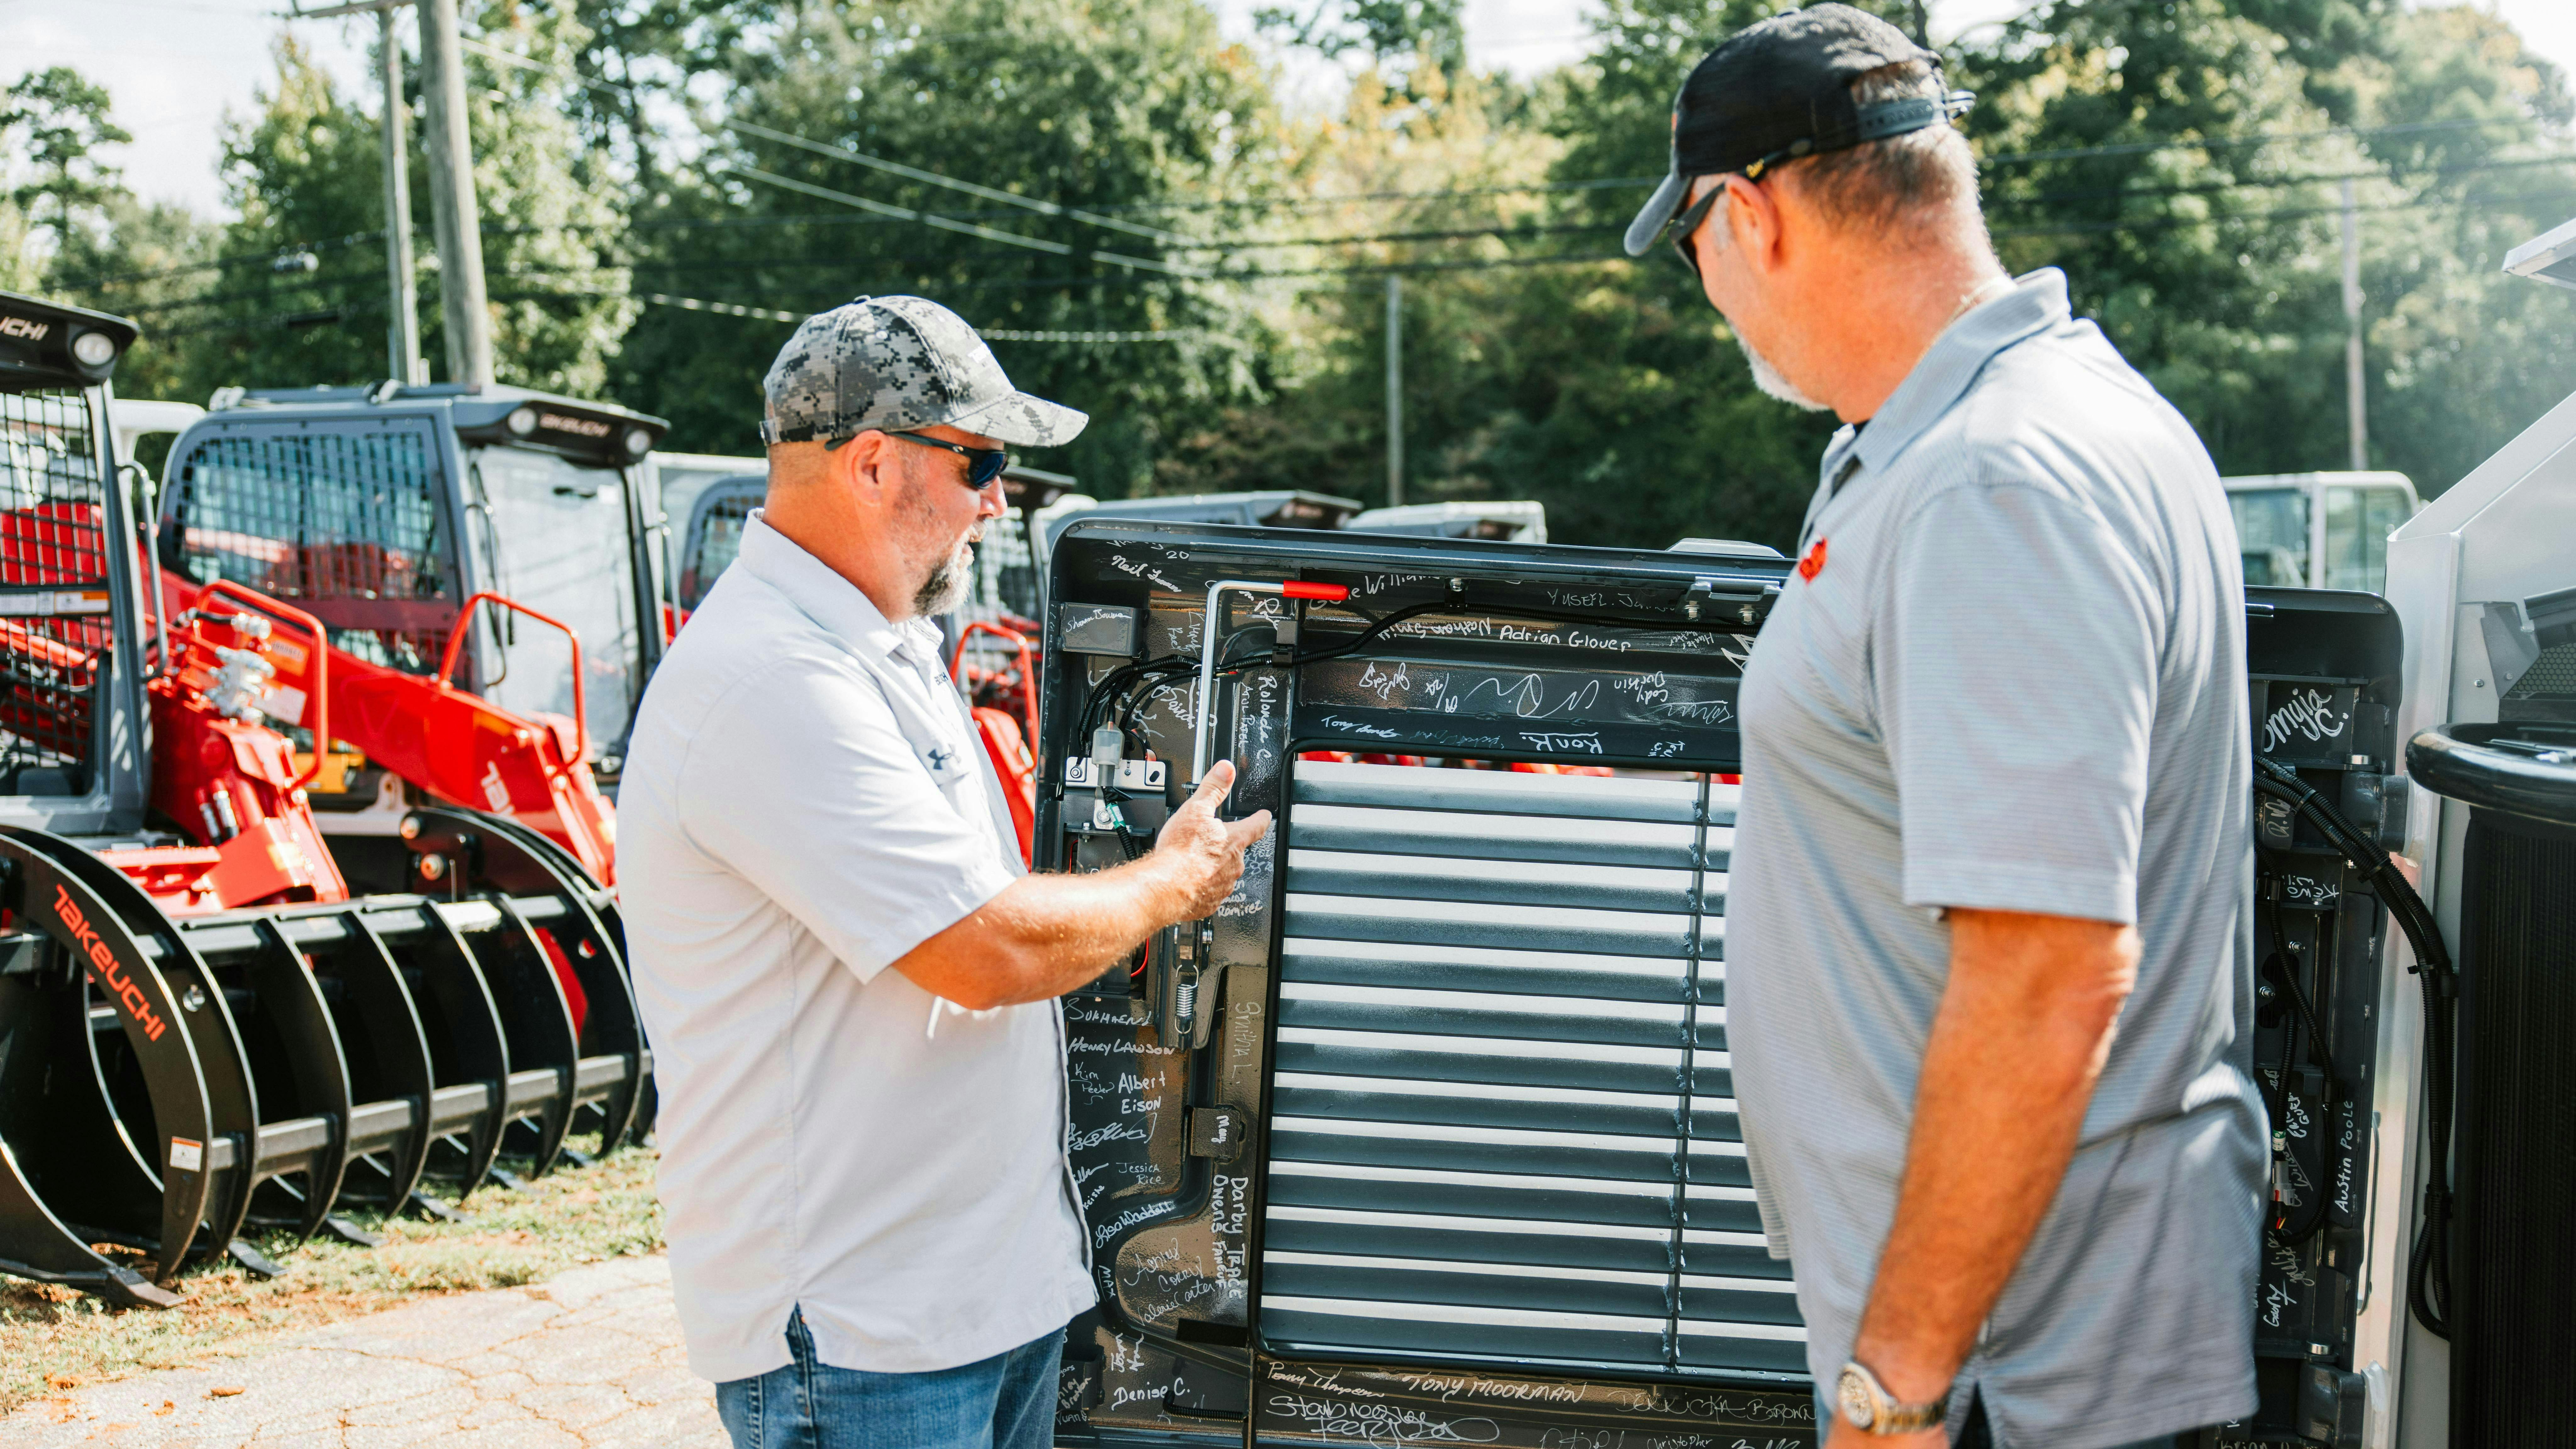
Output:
[1261,761,1804,1377]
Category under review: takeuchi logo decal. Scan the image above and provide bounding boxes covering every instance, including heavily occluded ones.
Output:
[538,412,612,439]
[53,882,166,1041]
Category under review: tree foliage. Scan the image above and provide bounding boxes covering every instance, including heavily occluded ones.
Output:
[5,0,2570,549]
[1,68,131,248]
[609,0,1288,484]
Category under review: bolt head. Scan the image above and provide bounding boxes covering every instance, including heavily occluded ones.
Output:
[399,815,421,840]
[418,853,447,882]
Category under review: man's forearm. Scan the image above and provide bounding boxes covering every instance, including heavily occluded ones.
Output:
[890,761,1268,1011]
[978,856,1190,983]
[916,854,1189,1006]
[1844,910,2139,1411]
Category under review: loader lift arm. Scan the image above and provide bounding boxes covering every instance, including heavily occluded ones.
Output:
[156,570,618,887]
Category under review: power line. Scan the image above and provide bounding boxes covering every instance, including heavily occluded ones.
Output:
[132,175,2539,342]
[1982,151,2576,209]
[980,329,1208,343]
[725,164,1207,278]
[727,119,1186,245]
[63,120,2566,293]
[1979,116,2524,168]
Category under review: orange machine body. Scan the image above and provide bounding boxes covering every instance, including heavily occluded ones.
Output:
[157,572,617,887]
[117,584,348,914]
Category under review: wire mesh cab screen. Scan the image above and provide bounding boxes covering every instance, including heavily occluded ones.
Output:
[680,480,759,612]
[0,388,113,794]
[163,419,455,673]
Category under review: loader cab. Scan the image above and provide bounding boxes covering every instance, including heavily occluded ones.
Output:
[0,291,152,834]
[111,398,204,489]
[158,384,669,779]
[2224,471,2421,593]
[674,471,762,613]
[1348,498,1548,543]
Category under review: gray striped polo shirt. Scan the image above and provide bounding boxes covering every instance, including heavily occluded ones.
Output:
[1727,269,2266,1447]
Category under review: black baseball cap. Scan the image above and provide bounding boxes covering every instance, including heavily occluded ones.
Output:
[1623,4,1972,257]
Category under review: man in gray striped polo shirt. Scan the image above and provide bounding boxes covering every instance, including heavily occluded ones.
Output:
[1624,8,2264,1447]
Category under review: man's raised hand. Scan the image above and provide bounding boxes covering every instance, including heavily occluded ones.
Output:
[1152,759,1273,920]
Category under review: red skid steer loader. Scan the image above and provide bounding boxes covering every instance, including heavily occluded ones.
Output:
[0,291,646,1308]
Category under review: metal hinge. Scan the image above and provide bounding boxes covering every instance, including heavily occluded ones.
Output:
[1682,576,1780,624]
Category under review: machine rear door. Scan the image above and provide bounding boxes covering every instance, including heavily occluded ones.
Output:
[1042,521,1818,1448]
[1040,523,2402,1449]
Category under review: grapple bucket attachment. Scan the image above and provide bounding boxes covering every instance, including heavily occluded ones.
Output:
[0,808,649,1307]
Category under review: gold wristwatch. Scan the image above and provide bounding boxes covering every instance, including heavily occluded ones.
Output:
[1834,1360,1950,1435]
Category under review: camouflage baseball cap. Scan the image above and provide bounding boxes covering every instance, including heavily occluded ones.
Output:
[758,295,1087,449]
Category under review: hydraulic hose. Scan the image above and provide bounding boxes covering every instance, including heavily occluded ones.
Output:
[2251,756,2456,1340]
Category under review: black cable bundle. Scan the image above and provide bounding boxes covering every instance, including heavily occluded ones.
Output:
[2251,756,2458,1340]
[2254,871,2338,1248]
[1074,588,1752,761]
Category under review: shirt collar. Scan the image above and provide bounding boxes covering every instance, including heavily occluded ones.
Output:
[735,512,942,669]
[1825,267,2071,484]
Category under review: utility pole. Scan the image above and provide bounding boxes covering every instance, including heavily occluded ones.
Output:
[417,0,494,387]
[380,5,423,385]
[2341,177,2366,471]
[284,0,427,384]
[1385,273,1404,507]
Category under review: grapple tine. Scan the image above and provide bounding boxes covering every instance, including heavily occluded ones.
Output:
[400,806,647,1164]
[0,828,226,1295]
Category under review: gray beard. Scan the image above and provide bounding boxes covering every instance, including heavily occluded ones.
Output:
[912,534,976,616]
[1739,332,1829,412]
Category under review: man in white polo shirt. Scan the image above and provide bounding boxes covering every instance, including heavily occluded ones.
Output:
[620,295,1270,1449]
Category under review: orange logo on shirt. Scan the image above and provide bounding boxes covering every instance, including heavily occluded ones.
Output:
[1797,537,1828,581]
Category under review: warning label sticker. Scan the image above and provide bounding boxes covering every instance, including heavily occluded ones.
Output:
[168,1137,203,1172]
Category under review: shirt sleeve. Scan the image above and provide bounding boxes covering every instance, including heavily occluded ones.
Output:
[1876,481,2162,924]
[676,657,1018,982]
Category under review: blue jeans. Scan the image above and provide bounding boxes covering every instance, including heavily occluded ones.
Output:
[715,1309,1067,1449]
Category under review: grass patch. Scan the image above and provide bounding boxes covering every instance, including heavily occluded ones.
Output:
[0,1145,663,1415]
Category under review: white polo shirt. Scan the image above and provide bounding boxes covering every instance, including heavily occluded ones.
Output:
[619,514,1095,1384]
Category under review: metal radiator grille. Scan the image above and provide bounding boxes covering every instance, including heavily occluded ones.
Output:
[167,427,452,671]
[0,390,111,786]
[1260,760,1805,1377]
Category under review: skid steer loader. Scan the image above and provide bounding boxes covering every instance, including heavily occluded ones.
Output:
[0,291,648,1309]
[153,378,670,891]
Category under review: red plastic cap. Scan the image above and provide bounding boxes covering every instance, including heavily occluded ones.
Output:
[1282,581,1351,602]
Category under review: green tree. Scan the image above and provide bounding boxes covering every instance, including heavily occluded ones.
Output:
[1254,0,1469,83]
[1962,0,2576,493]
[608,0,1290,489]
[55,9,636,402]
[1,67,131,252]
[1185,0,2574,548]
[47,194,224,403]
[460,0,636,396]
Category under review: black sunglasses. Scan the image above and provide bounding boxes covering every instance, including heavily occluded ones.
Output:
[832,428,1012,489]
[1667,179,1729,277]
